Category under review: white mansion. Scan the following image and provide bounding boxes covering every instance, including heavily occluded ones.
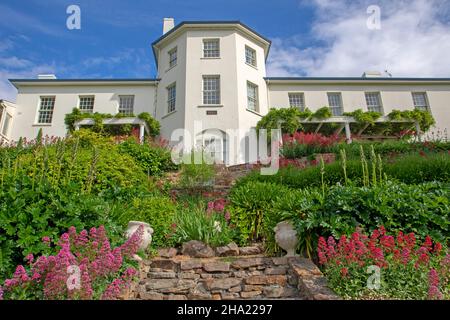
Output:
[1,19,450,165]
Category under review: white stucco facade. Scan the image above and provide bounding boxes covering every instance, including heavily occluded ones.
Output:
[4,20,450,165]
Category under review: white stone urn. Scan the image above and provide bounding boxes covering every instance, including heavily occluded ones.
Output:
[274,221,298,257]
[125,221,154,252]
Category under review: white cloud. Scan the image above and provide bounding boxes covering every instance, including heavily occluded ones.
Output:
[267,0,450,77]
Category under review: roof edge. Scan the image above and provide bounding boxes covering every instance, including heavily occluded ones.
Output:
[9,78,160,88]
[265,77,450,82]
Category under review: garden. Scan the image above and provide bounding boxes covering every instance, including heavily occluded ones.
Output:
[0,106,449,300]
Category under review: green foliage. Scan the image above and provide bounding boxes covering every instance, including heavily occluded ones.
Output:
[239,153,450,189]
[172,206,235,247]
[343,109,382,125]
[0,132,152,279]
[64,108,161,137]
[118,138,177,176]
[231,180,449,258]
[388,109,436,132]
[138,112,160,137]
[113,196,178,248]
[312,106,332,119]
[228,182,291,245]
[256,107,311,135]
[178,152,216,190]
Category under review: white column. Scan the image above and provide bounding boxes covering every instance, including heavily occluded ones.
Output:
[139,123,145,144]
[345,122,352,144]
[415,121,422,142]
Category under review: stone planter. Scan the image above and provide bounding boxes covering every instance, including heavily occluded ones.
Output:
[274,221,298,257]
[125,221,154,252]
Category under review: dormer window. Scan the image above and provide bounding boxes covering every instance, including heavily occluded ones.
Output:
[168,47,177,68]
[245,46,257,67]
[203,39,220,58]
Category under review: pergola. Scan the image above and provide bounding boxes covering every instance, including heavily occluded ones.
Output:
[302,116,422,143]
[73,117,150,143]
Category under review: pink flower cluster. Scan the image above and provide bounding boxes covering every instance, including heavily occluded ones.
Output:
[1,226,143,300]
[283,132,341,148]
[318,227,448,299]
[207,198,231,222]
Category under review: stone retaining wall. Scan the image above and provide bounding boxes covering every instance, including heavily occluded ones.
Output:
[134,242,339,300]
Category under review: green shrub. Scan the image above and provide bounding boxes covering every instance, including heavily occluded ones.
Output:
[172,206,235,247]
[0,133,149,280]
[228,182,292,245]
[118,138,177,176]
[239,153,450,189]
[113,195,178,248]
[178,152,216,190]
[231,180,449,257]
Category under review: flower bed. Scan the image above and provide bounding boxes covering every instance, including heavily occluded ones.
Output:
[0,226,142,300]
[318,227,449,300]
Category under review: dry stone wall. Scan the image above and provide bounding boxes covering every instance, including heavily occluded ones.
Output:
[135,241,339,300]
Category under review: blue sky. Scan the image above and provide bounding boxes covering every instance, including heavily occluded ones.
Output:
[1,0,450,101]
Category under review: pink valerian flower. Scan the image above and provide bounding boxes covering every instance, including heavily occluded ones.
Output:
[224,211,231,222]
[428,269,443,300]
[434,242,443,254]
[42,236,51,245]
[340,267,349,278]
[401,248,411,265]
[25,254,34,264]
[2,226,142,300]
[101,268,137,300]
[318,237,328,265]
[423,236,433,252]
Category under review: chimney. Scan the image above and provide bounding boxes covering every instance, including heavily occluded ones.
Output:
[163,18,175,35]
[362,71,382,78]
[38,74,57,80]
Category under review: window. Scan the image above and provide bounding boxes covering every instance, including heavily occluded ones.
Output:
[288,93,305,111]
[78,96,95,113]
[167,83,176,113]
[37,96,55,124]
[327,93,343,116]
[203,39,220,58]
[412,92,429,111]
[2,113,11,136]
[203,75,221,105]
[245,46,257,67]
[168,47,177,68]
[365,92,383,114]
[247,82,259,112]
[118,95,134,115]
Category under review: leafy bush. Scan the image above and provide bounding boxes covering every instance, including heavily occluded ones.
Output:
[113,196,178,248]
[333,140,450,160]
[231,180,449,257]
[1,226,140,300]
[239,153,450,189]
[118,138,177,176]
[228,182,292,245]
[0,132,150,280]
[178,152,216,190]
[318,227,448,300]
[172,206,234,247]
